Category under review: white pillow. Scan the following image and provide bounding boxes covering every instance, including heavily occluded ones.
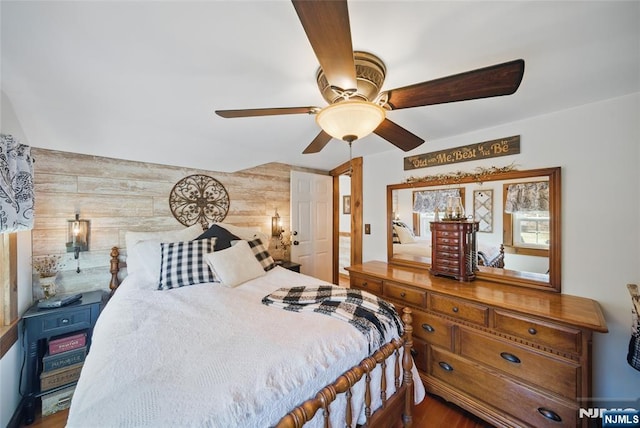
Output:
[204,240,266,287]
[125,224,203,276]
[212,222,270,250]
[394,224,416,244]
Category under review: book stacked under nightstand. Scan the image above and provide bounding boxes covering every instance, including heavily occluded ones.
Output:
[21,290,103,424]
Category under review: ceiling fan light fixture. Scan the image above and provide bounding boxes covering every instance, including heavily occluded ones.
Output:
[315,100,385,142]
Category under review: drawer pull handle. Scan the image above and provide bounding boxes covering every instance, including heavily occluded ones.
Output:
[537,407,562,422]
[361,282,368,287]
[500,352,521,364]
[61,318,70,324]
[410,348,418,357]
[438,361,454,372]
[528,327,537,335]
[421,323,435,333]
[400,292,406,298]
[452,306,459,313]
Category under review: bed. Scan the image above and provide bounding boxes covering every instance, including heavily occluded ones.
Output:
[392,241,432,259]
[66,223,425,427]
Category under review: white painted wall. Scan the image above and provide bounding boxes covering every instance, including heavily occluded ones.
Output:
[363,93,640,403]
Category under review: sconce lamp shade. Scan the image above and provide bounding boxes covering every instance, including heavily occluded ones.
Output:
[315,100,385,142]
[271,209,282,237]
[66,214,90,253]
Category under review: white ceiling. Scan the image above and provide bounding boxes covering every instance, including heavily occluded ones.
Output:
[2,1,638,172]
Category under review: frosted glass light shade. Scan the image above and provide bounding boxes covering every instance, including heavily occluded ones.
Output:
[316,101,385,142]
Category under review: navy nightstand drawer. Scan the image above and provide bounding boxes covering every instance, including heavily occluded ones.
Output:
[41,307,92,333]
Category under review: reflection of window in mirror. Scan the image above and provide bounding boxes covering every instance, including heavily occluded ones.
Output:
[503,181,550,258]
[512,212,550,249]
[411,188,465,236]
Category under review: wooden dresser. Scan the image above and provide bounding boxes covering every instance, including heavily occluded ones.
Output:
[347,261,608,428]
[430,221,478,281]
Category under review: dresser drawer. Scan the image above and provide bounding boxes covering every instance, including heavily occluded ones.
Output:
[384,282,426,307]
[433,253,460,269]
[350,275,383,295]
[430,265,461,276]
[433,222,463,231]
[434,230,461,238]
[429,347,577,428]
[433,237,460,245]
[412,311,453,350]
[429,294,488,326]
[434,244,459,253]
[31,307,93,336]
[459,328,579,398]
[494,310,582,354]
[411,336,428,372]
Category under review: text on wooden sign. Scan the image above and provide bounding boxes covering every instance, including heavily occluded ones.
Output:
[404,136,520,170]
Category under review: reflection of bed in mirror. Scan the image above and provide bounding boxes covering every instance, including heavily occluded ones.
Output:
[477,244,505,268]
[392,220,505,267]
[393,241,431,258]
[391,220,431,258]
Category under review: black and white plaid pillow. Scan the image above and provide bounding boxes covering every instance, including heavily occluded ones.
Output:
[159,238,217,290]
[244,238,276,271]
[392,227,401,244]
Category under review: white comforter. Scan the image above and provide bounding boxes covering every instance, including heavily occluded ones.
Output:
[394,240,431,258]
[67,267,424,428]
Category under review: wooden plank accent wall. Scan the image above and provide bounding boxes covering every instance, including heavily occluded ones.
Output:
[31,148,325,295]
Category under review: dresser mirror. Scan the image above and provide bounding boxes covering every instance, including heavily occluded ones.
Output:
[387,167,561,292]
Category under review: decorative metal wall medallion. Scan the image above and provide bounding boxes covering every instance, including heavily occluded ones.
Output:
[169,175,229,230]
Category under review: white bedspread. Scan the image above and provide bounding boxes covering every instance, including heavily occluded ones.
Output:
[67,267,424,428]
[394,240,431,258]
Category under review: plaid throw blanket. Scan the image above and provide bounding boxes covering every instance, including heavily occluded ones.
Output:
[262,285,403,352]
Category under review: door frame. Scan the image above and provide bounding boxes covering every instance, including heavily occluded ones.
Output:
[330,157,363,284]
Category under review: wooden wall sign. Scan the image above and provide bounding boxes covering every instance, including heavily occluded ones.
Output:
[404,135,520,171]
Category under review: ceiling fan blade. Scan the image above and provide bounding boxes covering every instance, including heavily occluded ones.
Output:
[215,107,319,118]
[386,59,525,110]
[374,119,425,152]
[292,0,357,91]
[302,130,333,154]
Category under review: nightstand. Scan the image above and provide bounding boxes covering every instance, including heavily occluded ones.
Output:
[275,260,301,273]
[21,290,103,425]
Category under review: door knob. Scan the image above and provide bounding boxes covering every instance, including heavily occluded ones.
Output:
[293,240,299,246]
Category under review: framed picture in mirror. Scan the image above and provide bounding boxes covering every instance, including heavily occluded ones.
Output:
[474,189,493,232]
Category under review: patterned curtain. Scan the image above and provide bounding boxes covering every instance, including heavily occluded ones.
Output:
[504,181,549,213]
[0,134,35,233]
[412,189,460,213]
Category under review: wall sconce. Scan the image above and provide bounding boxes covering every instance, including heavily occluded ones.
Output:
[271,208,282,237]
[66,213,90,273]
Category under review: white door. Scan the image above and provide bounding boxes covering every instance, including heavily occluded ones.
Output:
[290,171,333,283]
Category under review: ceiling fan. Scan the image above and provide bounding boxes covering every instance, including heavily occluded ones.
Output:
[215,1,525,155]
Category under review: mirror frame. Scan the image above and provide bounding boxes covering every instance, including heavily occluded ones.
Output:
[387,167,561,292]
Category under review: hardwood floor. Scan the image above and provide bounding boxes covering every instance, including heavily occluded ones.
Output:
[22,392,491,427]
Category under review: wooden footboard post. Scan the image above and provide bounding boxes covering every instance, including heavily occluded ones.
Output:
[401,308,414,428]
[276,307,415,428]
[109,247,120,295]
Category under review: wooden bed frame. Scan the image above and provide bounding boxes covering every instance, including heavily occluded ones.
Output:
[108,247,416,427]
